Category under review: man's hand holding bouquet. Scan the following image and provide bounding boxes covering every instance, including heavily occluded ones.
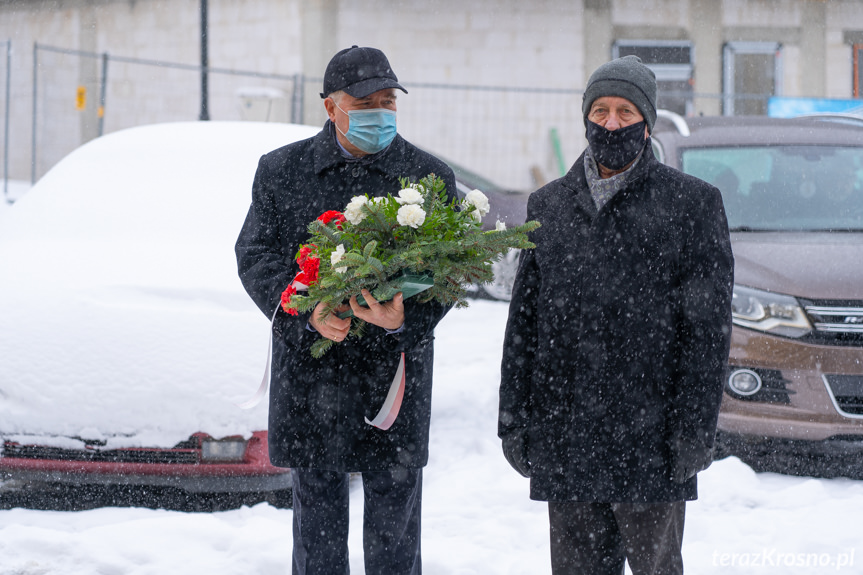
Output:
[280,173,540,357]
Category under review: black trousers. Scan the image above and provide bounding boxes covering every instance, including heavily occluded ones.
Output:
[548,501,685,575]
[291,467,422,575]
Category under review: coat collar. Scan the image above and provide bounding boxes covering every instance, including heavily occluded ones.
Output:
[560,139,656,216]
[313,120,412,180]
[561,152,598,217]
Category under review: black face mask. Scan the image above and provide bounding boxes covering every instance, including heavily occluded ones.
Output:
[585,120,647,171]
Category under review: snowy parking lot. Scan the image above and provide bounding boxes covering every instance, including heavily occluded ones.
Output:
[1,300,862,574]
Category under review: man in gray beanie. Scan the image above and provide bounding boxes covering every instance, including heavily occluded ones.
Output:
[498,56,734,574]
[582,55,658,130]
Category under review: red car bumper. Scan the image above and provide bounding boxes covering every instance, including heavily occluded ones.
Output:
[0,431,290,493]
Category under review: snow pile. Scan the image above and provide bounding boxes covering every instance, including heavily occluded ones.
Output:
[0,122,319,447]
[1,301,862,574]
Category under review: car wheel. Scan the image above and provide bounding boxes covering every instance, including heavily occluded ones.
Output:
[480,249,520,301]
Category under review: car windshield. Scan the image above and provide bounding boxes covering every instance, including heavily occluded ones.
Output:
[681,146,863,231]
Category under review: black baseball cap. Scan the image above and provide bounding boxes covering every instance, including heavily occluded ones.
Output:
[320,46,407,99]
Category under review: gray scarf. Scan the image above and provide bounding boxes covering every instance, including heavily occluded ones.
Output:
[584,145,644,211]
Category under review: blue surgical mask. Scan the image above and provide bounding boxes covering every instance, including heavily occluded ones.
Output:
[335,104,397,154]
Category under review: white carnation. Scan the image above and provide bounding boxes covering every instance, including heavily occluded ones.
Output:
[395,185,424,205]
[495,220,507,231]
[397,204,426,228]
[330,244,347,273]
[463,189,490,222]
[344,196,369,225]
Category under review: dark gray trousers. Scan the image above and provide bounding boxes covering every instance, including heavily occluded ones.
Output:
[291,467,422,575]
[548,501,685,575]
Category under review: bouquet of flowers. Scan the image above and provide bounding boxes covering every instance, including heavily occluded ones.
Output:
[281,173,540,357]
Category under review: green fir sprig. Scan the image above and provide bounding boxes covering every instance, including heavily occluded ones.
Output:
[283,173,540,357]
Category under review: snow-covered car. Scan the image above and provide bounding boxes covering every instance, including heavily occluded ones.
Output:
[0,121,319,503]
[652,112,863,478]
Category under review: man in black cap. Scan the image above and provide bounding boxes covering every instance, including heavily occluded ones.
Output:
[236,46,456,575]
[498,56,734,574]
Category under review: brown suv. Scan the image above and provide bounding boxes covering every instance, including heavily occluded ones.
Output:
[652,113,863,478]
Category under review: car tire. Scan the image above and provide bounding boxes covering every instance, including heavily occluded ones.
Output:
[479,248,520,301]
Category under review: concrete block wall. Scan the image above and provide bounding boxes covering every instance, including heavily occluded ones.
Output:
[0,2,85,181]
[331,0,585,189]
[0,0,305,182]
[2,0,862,189]
[615,0,690,27]
[723,0,801,27]
[827,1,863,99]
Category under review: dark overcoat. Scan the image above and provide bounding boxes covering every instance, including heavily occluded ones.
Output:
[236,121,456,472]
[499,146,734,503]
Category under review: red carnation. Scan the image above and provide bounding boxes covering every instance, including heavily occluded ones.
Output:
[301,256,320,285]
[318,210,346,229]
[297,244,316,267]
[280,284,298,316]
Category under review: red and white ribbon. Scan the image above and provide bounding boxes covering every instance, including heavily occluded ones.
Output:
[235,303,281,410]
[364,352,406,430]
[237,290,406,432]
[236,277,307,411]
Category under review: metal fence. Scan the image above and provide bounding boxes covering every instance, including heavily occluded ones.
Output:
[29,42,589,191]
[396,82,585,190]
[2,39,10,202]
[30,42,305,185]
[25,42,786,194]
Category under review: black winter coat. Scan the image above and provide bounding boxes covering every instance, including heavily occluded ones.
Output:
[236,122,456,472]
[499,146,733,502]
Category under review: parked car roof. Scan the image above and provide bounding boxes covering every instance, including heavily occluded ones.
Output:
[653,114,863,151]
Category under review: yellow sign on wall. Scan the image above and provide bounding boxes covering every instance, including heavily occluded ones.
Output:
[75,86,87,111]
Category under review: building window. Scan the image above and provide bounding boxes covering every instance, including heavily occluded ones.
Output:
[723,42,783,116]
[854,44,862,98]
[613,40,694,117]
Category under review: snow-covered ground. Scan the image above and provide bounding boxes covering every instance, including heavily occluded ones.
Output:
[0,179,28,215]
[1,300,862,575]
[1,124,861,573]
[2,179,29,199]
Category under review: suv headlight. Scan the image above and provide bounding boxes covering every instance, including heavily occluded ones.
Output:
[731,285,812,338]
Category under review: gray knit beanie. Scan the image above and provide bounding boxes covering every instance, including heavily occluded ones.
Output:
[582,55,657,132]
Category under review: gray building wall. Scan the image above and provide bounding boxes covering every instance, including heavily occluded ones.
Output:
[1,0,862,190]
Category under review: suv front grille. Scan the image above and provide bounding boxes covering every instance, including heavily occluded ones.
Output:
[2,440,200,465]
[823,375,863,418]
[800,300,863,346]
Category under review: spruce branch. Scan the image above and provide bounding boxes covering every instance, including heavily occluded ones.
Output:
[281,173,541,356]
